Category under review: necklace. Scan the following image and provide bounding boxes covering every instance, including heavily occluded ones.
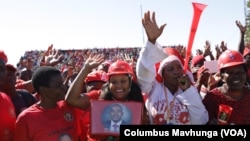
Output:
[163,84,177,124]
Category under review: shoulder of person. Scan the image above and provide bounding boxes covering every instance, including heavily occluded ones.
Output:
[17,89,37,106]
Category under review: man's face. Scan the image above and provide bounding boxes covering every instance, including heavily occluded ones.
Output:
[110,105,123,123]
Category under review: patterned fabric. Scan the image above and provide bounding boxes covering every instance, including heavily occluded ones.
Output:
[203,87,250,124]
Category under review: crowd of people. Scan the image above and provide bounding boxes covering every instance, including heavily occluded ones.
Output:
[1,10,250,141]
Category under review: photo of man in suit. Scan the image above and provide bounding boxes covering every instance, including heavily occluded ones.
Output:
[103,103,129,132]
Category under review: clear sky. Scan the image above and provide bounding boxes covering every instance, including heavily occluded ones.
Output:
[0,0,247,65]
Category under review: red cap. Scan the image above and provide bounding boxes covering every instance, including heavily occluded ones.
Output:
[85,70,107,83]
[191,55,205,67]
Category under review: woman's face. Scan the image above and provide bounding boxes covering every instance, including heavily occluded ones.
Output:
[109,74,131,101]
[162,60,183,88]
[222,65,246,90]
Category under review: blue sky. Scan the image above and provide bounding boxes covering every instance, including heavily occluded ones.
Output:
[0,0,247,65]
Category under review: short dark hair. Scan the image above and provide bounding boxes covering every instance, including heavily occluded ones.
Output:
[32,66,61,93]
[110,103,123,111]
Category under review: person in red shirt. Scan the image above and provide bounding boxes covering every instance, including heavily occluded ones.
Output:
[65,54,149,141]
[203,50,250,124]
[1,64,37,116]
[0,50,16,141]
[0,92,16,141]
[19,57,34,81]
[77,69,107,141]
[14,66,79,141]
[84,70,107,92]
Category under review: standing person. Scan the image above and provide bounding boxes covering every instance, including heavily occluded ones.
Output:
[84,70,107,93]
[14,66,79,141]
[1,64,37,116]
[136,11,208,125]
[203,49,250,124]
[0,50,16,141]
[103,103,129,132]
[19,57,34,81]
[77,69,107,141]
[65,54,149,141]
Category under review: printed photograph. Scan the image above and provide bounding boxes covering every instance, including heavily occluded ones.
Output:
[101,103,132,132]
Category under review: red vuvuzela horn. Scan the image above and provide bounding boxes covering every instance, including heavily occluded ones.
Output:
[183,2,207,74]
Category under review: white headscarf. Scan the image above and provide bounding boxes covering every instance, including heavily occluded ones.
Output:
[157,55,194,83]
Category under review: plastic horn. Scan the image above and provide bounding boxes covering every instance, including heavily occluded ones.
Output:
[183,2,207,74]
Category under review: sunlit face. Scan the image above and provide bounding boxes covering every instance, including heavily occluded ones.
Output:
[222,65,246,90]
[109,74,131,101]
[162,60,183,88]
[110,104,123,123]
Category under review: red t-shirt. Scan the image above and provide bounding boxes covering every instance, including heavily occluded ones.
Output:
[77,90,101,141]
[203,87,250,124]
[0,92,16,141]
[14,100,79,141]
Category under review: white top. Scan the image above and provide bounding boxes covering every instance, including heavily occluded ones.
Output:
[136,41,208,125]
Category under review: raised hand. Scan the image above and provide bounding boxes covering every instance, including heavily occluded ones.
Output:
[174,45,186,58]
[84,54,105,70]
[203,40,215,60]
[142,11,167,44]
[39,44,64,66]
[236,20,246,34]
[44,46,64,66]
[203,40,212,57]
[220,41,227,52]
[215,44,222,59]
[120,53,134,68]
[196,49,203,56]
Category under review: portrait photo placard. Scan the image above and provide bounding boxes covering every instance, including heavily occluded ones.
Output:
[90,100,143,136]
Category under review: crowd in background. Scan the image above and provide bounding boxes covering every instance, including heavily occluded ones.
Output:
[16,47,141,75]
